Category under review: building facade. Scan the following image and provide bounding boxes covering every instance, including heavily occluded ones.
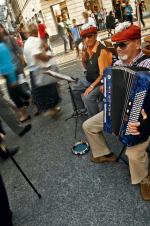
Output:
[10,0,150,36]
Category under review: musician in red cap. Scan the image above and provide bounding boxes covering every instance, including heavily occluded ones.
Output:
[83,22,150,200]
[72,25,112,117]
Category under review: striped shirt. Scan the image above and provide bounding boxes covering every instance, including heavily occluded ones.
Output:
[114,52,150,69]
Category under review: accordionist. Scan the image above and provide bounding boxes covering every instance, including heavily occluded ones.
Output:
[82,22,150,200]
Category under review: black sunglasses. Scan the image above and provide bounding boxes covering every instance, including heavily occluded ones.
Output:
[113,42,129,48]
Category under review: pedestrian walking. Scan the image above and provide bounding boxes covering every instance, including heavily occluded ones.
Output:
[93,6,99,29]
[136,0,146,27]
[0,24,31,123]
[82,11,96,28]
[71,19,82,57]
[62,14,74,51]
[106,11,116,37]
[57,16,69,53]
[24,23,61,116]
[124,2,133,23]
[98,9,104,30]
[0,41,31,136]
[18,23,27,42]
[37,20,53,52]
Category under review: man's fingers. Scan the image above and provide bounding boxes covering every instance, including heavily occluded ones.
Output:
[128,122,140,127]
[128,129,139,133]
[129,132,140,135]
[128,130,139,134]
[128,121,140,135]
[141,109,147,120]
[127,109,147,136]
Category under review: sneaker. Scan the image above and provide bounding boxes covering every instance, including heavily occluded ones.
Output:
[91,153,117,163]
[140,175,150,201]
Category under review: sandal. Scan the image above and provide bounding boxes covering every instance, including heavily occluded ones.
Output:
[19,115,31,123]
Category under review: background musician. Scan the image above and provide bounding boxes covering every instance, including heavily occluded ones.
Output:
[82,22,150,200]
[72,25,112,118]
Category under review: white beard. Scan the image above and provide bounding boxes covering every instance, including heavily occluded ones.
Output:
[118,54,128,61]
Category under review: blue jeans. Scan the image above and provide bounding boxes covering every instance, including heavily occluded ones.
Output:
[72,77,103,118]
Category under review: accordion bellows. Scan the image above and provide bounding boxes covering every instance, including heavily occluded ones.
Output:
[103,66,150,146]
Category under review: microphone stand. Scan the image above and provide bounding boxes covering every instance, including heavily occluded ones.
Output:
[44,70,82,139]
[65,81,80,139]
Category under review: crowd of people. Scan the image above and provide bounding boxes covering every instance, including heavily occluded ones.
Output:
[0,5,150,225]
[57,0,147,53]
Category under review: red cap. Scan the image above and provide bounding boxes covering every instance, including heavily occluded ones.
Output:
[80,26,97,37]
[111,25,141,42]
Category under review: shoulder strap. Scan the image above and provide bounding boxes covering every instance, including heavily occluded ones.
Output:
[132,55,150,67]
[96,42,106,56]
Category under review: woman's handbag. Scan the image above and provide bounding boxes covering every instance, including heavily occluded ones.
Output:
[33,67,59,87]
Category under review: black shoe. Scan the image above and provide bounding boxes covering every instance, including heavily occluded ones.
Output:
[0,146,19,159]
[34,111,41,116]
[19,124,32,137]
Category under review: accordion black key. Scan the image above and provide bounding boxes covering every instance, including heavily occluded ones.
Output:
[103,66,150,146]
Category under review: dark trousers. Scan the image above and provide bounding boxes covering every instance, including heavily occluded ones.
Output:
[140,13,145,27]
[125,14,133,24]
[0,175,13,226]
[68,34,73,50]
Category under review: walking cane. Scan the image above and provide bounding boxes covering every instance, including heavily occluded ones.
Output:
[1,144,42,199]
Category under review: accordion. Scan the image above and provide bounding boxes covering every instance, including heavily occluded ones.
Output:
[103,66,150,146]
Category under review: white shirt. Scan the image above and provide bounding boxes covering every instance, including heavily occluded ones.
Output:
[114,52,150,69]
[82,17,96,30]
[23,36,42,71]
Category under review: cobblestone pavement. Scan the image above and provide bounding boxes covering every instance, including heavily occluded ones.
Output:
[0,20,150,226]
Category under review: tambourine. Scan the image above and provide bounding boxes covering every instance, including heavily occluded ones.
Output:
[72,141,89,155]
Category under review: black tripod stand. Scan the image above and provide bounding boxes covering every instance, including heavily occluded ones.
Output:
[1,145,41,199]
[65,81,83,139]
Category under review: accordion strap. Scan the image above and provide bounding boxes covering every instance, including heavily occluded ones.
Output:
[132,55,150,67]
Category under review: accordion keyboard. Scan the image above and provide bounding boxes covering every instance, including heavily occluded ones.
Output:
[103,66,150,146]
[125,90,147,135]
